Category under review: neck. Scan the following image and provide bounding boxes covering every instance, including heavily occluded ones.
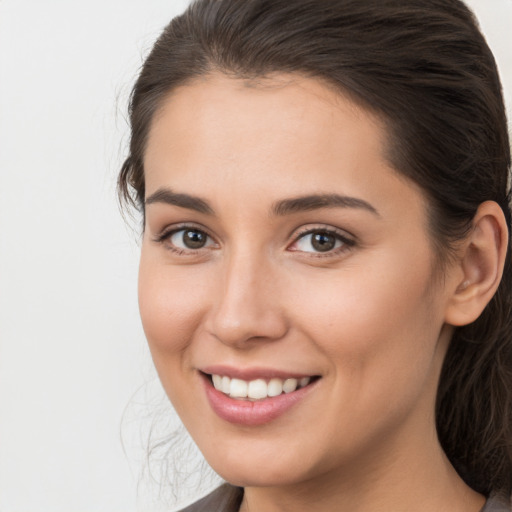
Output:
[239,421,484,512]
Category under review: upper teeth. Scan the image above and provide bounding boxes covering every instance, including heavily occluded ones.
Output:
[211,375,311,400]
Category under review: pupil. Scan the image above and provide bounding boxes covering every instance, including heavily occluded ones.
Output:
[183,230,206,249]
[312,232,335,252]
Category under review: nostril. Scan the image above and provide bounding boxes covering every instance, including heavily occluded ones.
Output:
[207,312,289,348]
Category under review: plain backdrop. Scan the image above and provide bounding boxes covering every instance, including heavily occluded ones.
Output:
[0,1,510,511]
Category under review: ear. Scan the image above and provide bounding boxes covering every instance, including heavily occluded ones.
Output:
[445,201,509,327]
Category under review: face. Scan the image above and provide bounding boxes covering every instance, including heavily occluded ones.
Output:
[139,74,455,490]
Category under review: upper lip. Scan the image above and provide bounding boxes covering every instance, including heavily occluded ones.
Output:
[199,364,318,381]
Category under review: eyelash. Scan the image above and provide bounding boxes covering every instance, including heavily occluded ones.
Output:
[289,227,355,258]
[153,223,216,256]
[153,224,355,258]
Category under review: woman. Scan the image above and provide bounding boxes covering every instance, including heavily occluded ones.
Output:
[119,0,512,510]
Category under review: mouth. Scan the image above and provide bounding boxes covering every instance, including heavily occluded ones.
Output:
[207,373,318,401]
[199,368,321,426]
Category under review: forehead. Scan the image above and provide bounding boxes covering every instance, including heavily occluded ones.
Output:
[144,73,391,192]
[142,72,434,269]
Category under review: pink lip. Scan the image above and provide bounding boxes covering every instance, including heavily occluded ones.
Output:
[201,372,319,426]
[200,364,314,381]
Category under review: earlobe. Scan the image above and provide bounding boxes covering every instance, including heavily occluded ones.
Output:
[445,201,508,327]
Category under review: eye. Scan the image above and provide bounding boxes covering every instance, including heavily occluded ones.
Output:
[157,227,216,252]
[290,228,354,254]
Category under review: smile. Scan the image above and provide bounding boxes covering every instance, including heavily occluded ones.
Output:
[201,369,320,425]
[211,374,312,400]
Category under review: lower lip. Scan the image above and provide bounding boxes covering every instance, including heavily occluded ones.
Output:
[202,375,319,426]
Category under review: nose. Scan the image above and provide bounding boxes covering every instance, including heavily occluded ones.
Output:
[206,250,289,348]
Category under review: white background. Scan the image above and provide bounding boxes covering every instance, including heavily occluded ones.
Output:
[0,1,510,511]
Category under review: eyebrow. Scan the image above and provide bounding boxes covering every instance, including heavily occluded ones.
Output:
[145,188,214,215]
[272,194,379,217]
[145,187,379,217]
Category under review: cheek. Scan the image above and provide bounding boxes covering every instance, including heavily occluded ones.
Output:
[287,248,442,397]
[137,252,215,421]
[138,250,209,356]
[279,255,445,458]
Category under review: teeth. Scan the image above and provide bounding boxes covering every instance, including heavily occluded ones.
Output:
[283,378,298,393]
[212,374,222,390]
[230,378,248,398]
[300,377,311,388]
[211,374,313,400]
[221,376,230,394]
[267,378,283,397]
[248,379,268,399]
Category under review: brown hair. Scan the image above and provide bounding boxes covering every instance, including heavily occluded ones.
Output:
[119,0,512,495]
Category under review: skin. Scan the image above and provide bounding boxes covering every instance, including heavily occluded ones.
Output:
[139,73,502,511]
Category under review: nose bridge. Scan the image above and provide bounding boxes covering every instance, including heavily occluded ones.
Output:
[208,244,287,346]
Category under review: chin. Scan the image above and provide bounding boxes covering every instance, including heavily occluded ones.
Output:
[195,434,327,489]
[213,460,309,489]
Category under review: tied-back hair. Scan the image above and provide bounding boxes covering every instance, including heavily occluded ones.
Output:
[118,0,512,495]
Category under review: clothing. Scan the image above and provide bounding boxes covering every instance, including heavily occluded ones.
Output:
[177,484,243,512]
[177,483,511,512]
[482,492,512,512]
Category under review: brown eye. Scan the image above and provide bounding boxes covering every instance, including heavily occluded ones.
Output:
[168,228,213,250]
[311,232,336,252]
[182,229,207,249]
[291,228,353,255]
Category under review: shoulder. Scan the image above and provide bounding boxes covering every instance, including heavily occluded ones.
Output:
[175,485,511,512]
[176,484,244,512]
[482,491,512,512]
